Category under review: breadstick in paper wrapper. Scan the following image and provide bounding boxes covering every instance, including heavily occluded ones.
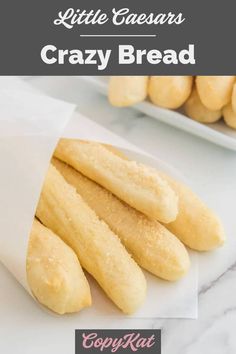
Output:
[36,164,147,314]
[52,157,190,281]
[27,219,91,314]
[54,139,179,223]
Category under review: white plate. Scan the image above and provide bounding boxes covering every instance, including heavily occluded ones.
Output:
[79,76,236,151]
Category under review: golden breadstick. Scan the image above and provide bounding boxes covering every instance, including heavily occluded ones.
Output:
[231,83,236,113]
[54,139,178,223]
[148,76,193,109]
[160,174,226,251]
[196,76,235,110]
[103,144,128,159]
[36,164,146,314]
[27,219,91,314]
[52,158,190,281]
[223,103,236,129]
[102,145,226,251]
[184,87,222,123]
[108,76,148,107]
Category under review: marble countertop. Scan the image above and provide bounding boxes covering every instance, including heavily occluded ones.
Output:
[1,76,236,354]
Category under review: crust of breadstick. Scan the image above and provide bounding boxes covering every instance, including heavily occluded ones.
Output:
[148,76,193,109]
[108,76,148,107]
[27,219,91,314]
[231,83,236,114]
[36,164,146,314]
[223,103,236,129]
[160,174,226,251]
[184,87,222,123]
[52,158,190,281]
[102,145,226,251]
[54,139,178,223]
[196,76,235,111]
[103,144,128,159]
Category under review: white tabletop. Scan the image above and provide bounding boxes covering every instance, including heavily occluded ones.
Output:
[1,76,236,354]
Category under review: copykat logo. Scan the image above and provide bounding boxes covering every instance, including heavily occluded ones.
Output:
[75,330,161,354]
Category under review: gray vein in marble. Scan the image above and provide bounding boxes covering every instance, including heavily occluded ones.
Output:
[199,259,236,296]
[109,109,145,133]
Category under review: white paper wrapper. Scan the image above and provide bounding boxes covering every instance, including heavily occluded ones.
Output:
[0,77,198,318]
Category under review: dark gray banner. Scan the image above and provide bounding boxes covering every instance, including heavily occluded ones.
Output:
[75,330,161,354]
[0,0,235,75]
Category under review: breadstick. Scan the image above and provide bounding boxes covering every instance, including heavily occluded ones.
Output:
[231,83,236,113]
[103,144,128,159]
[27,219,91,314]
[108,76,148,107]
[159,174,226,251]
[148,76,193,109]
[36,164,146,314]
[102,145,226,251]
[54,139,178,223]
[52,158,190,281]
[184,87,222,123]
[223,103,236,129]
[196,76,235,111]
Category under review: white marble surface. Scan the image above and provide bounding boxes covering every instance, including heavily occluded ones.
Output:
[1,76,236,354]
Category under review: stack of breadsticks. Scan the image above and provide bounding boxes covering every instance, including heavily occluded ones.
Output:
[27,139,225,315]
[108,76,236,129]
